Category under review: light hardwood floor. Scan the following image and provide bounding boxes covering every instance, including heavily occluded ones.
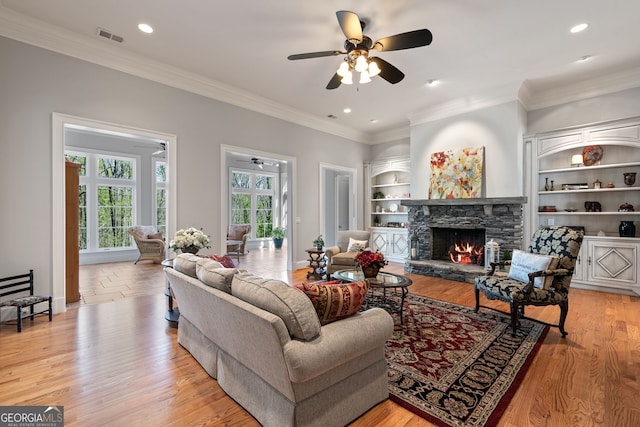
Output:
[1,249,639,426]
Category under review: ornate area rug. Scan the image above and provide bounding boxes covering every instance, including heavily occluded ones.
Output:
[369,291,548,427]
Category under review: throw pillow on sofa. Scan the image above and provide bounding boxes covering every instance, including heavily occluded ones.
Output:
[196,258,235,293]
[209,254,235,268]
[301,280,369,325]
[173,253,206,278]
[231,272,321,341]
[347,238,368,252]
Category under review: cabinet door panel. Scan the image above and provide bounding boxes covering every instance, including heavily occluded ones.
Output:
[390,230,408,258]
[588,241,638,288]
[371,231,388,253]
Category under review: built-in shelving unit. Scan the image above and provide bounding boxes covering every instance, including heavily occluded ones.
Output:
[524,116,640,296]
[365,157,410,262]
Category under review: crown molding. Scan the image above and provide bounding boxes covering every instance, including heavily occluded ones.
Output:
[523,67,640,111]
[408,85,520,126]
[0,6,370,143]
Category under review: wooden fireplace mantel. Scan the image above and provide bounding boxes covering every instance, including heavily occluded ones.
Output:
[401,197,527,215]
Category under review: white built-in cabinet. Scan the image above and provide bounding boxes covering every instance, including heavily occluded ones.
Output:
[365,157,410,262]
[525,116,640,296]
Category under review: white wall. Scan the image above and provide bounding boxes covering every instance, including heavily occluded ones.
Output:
[409,101,525,199]
[0,36,368,305]
[527,87,640,133]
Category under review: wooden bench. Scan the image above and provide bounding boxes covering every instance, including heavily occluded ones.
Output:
[0,270,52,332]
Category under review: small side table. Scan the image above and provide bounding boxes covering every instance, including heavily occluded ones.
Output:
[161,259,180,328]
[305,248,326,280]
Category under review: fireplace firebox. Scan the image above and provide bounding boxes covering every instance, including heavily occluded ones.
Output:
[431,227,486,265]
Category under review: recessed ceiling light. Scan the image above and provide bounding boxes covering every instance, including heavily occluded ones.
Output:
[570,23,588,33]
[426,79,440,87]
[343,108,352,113]
[138,23,154,34]
[578,55,593,62]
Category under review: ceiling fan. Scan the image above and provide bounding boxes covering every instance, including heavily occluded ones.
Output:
[238,157,278,169]
[287,10,432,89]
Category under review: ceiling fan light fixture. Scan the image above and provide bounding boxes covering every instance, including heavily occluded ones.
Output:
[341,71,353,84]
[359,70,371,84]
[368,60,380,77]
[355,54,368,72]
[337,61,350,77]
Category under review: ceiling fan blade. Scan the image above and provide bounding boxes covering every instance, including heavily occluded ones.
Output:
[369,57,405,84]
[288,51,344,60]
[373,29,433,52]
[336,10,362,43]
[326,73,342,90]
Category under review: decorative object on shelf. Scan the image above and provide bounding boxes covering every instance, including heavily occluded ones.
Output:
[571,154,584,167]
[373,191,385,199]
[169,227,211,255]
[593,179,602,189]
[374,215,381,226]
[313,235,325,250]
[544,177,550,191]
[564,208,578,212]
[619,221,636,237]
[597,230,606,236]
[584,201,602,212]
[410,232,419,260]
[429,146,484,199]
[484,239,500,270]
[355,250,387,278]
[389,203,398,213]
[550,180,555,191]
[393,174,398,184]
[606,182,615,188]
[623,172,636,186]
[540,205,557,212]
[375,205,381,213]
[619,202,635,212]
[271,227,286,249]
[582,145,603,166]
[562,183,589,190]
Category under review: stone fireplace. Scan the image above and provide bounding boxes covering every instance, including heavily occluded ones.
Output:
[402,197,526,283]
[431,227,486,264]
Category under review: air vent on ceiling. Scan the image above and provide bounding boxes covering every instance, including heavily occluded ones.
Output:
[97,27,124,43]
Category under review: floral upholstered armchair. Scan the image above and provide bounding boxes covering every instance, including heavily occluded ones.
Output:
[128,225,165,264]
[474,226,584,337]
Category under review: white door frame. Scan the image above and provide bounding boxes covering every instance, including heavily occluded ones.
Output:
[221,145,296,271]
[319,163,357,246]
[51,113,177,313]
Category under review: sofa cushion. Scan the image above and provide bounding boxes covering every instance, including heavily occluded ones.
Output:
[301,280,369,325]
[173,253,203,278]
[196,258,235,293]
[147,232,163,240]
[331,252,358,266]
[209,254,236,268]
[231,272,321,341]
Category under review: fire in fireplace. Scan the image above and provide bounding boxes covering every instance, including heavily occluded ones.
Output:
[448,241,484,264]
[431,227,486,265]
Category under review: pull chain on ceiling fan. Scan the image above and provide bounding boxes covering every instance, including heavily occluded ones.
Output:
[288,10,432,89]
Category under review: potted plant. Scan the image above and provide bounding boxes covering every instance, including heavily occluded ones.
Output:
[271,227,285,249]
[313,235,324,250]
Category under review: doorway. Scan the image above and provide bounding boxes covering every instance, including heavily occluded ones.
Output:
[319,163,357,247]
[52,113,177,313]
[221,145,295,272]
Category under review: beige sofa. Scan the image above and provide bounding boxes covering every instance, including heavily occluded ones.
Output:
[165,254,393,427]
[325,230,371,277]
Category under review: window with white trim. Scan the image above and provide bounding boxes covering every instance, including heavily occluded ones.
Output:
[230,170,277,239]
[154,159,167,237]
[66,150,138,251]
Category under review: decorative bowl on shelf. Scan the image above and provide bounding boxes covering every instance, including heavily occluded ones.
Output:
[582,145,603,166]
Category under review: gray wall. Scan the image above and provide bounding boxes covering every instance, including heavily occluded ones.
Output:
[0,36,368,304]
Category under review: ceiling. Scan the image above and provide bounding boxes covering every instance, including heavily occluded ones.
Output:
[2,0,640,143]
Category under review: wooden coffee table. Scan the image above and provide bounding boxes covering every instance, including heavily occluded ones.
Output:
[333,269,412,324]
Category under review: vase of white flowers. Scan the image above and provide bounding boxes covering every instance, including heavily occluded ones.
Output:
[169,227,210,254]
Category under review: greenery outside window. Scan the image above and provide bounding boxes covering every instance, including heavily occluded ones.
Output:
[66,150,138,251]
[154,159,167,237]
[230,170,277,239]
